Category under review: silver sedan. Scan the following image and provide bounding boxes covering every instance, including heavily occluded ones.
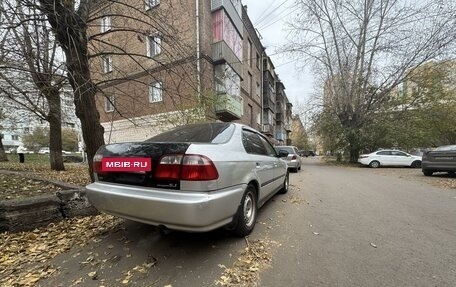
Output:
[86,123,289,236]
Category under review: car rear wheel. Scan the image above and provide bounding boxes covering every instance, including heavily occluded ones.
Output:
[278,172,289,194]
[411,160,421,168]
[369,161,380,168]
[423,170,433,176]
[232,184,258,237]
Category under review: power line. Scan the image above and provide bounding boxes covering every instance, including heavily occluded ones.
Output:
[257,9,296,31]
[254,0,289,27]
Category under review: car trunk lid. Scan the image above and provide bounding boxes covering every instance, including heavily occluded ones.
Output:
[94,142,191,189]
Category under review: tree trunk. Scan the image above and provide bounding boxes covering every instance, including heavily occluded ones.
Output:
[346,128,361,163]
[38,0,105,181]
[47,89,65,171]
[0,137,8,162]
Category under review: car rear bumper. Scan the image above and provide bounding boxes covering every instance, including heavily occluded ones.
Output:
[358,158,370,165]
[422,162,456,172]
[286,160,299,169]
[86,181,246,232]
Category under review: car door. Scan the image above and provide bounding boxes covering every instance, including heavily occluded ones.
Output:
[390,151,410,166]
[242,130,275,202]
[376,151,393,165]
[257,134,286,192]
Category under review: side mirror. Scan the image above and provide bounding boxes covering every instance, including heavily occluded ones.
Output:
[278,150,289,158]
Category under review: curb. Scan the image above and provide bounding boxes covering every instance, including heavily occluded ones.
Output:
[0,189,98,232]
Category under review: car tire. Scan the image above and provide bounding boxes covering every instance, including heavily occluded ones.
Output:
[298,165,301,171]
[423,170,433,176]
[232,184,258,237]
[411,161,421,168]
[369,161,380,168]
[278,172,289,194]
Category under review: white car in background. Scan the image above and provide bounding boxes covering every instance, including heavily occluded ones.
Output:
[38,147,50,154]
[358,150,422,168]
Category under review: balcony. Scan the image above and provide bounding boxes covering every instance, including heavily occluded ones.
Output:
[261,123,274,135]
[276,112,284,123]
[215,93,243,121]
[276,132,284,141]
[211,0,243,34]
[212,41,242,78]
[263,97,275,112]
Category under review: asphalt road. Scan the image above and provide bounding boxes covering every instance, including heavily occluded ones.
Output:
[259,157,456,287]
[40,157,456,287]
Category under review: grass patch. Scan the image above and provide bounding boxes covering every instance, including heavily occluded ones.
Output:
[0,174,63,201]
[0,156,91,188]
[5,153,50,164]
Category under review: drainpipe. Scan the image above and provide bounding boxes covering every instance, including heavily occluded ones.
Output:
[196,0,201,99]
[260,50,264,128]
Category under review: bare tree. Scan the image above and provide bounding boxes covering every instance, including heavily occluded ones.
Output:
[0,0,67,170]
[26,0,212,180]
[0,106,8,162]
[285,0,456,161]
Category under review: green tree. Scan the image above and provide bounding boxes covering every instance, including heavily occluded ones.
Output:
[61,128,78,151]
[22,127,49,150]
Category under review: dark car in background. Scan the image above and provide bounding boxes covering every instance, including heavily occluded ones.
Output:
[421,145,456,176]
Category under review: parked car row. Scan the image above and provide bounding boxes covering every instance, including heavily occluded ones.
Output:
[358,145,456,176]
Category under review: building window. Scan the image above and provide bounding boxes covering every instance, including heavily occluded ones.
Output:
[12,135,19,140]
[145,0,160,10]
[256,52,260,69]
[256,82,260,99]
[146,35,161,58]
[247,39,252,67]
[102,55,113,73]
[105,95,115,112]
[101,15,111,33]
[149,82,163,103]
[248,104,253,127]
[24,127,30,133]
[248,72,252,96]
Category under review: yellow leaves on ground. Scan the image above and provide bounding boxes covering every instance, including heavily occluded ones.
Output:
[0,215,122,287]
[215,239,277,287]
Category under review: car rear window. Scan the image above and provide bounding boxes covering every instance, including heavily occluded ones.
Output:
[435,145,456,151]
[275,147,295,154]
[145,123,234,143]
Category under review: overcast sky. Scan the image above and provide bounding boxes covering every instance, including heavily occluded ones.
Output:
[242,0,314,110]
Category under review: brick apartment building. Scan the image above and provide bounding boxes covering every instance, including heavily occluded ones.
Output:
[89,0,293,144]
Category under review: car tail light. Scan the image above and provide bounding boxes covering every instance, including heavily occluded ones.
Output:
[155,155,183,180]
[181,155,219,181]
[359,155,368,159]
[155,154,219,181]
[93,154,105,174]
[291,155,297,160]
